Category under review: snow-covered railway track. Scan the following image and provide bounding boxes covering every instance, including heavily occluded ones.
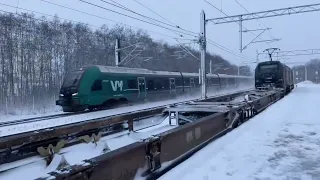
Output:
[0,88,288,180]
[32,88,286,180]
[1,88,253,129]
[0,104,135,128]
[0,89,252,167]
[0,113,74,128]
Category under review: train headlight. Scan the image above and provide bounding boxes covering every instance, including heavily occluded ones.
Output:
[59,94,64,97]
[72,92,78,96]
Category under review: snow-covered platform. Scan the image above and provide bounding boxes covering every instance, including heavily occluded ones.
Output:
[160,81,320,180]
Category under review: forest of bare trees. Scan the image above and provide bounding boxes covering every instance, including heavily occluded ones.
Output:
[0,12,252,115]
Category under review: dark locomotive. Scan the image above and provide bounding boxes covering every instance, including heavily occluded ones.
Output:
[255,61,294,93]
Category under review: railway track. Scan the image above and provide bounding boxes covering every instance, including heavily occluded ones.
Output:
[0,89,252,165]
[0,87,283,180]
[0,113,73,127]
[30,88,284,180]
[0,88,253,128]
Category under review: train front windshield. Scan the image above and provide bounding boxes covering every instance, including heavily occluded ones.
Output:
[259,64,278,74]
[62,71,83,88]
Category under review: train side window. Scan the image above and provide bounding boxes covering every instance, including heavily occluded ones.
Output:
[148,80,155,90]
[184,78,190,85]
[128,79,137,89]
[163,79,170,89]
[176,79,182,86]
[91,79,102,91]
[155,80,162,90]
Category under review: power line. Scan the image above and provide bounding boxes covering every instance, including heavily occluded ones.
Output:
[126,0,254,61]
[109,0,202,52]
[99,0,196,40]
[207,39,255,61]
[207,3,320,23]
[204,0,272,48]
[5,0,255,64]
[100,0,172,26]
[131,0,177,26]
[100,0,193,34]
[78,0,196,37]
[117,0,206,61]
[175,39,200,60]
[234,0,279,47]
[0,2,100,28]
[38,0,190,39]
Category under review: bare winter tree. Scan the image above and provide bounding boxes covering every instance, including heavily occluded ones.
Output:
[0,12,249,115]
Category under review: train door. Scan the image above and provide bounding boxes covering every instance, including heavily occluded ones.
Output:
[169,78,176,94]
[190,78,195,92]
[137,77,146,99]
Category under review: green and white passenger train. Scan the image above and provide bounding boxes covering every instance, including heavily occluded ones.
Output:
[56,65,253,112]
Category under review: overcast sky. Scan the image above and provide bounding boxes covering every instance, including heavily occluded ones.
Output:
[1,0,320,69]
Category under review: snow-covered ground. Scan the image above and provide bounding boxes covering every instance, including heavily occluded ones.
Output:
[0,85,252,123]
[160,81,320,180]
[0,100,63,120]
[0,116,177,180]
[0,85,252,137]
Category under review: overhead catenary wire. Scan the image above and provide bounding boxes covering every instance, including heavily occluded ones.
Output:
[127,0,255,61]
[207,39,256,61]
[6,0,256,64]
[78,0,197,37]
[100,0,196,35]
[208,40,252,60]
[233,0,279,47]
[175,39,200,60]
[204,0,272,48]
[100,0,175,27]
[131,0,177,27]
[127,0,253,62]
[0,2,100,29]
[38,0,190,40]
[108,0,203,56]
[127,0,250,62]
[40,0,256,62]
[98,0,193,39]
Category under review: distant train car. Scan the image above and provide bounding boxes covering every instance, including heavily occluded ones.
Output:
[56,65,253,112]
[255,61,294,93]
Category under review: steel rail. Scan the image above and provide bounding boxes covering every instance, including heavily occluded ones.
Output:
[0,89,253,165]
[0,88,253,128]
